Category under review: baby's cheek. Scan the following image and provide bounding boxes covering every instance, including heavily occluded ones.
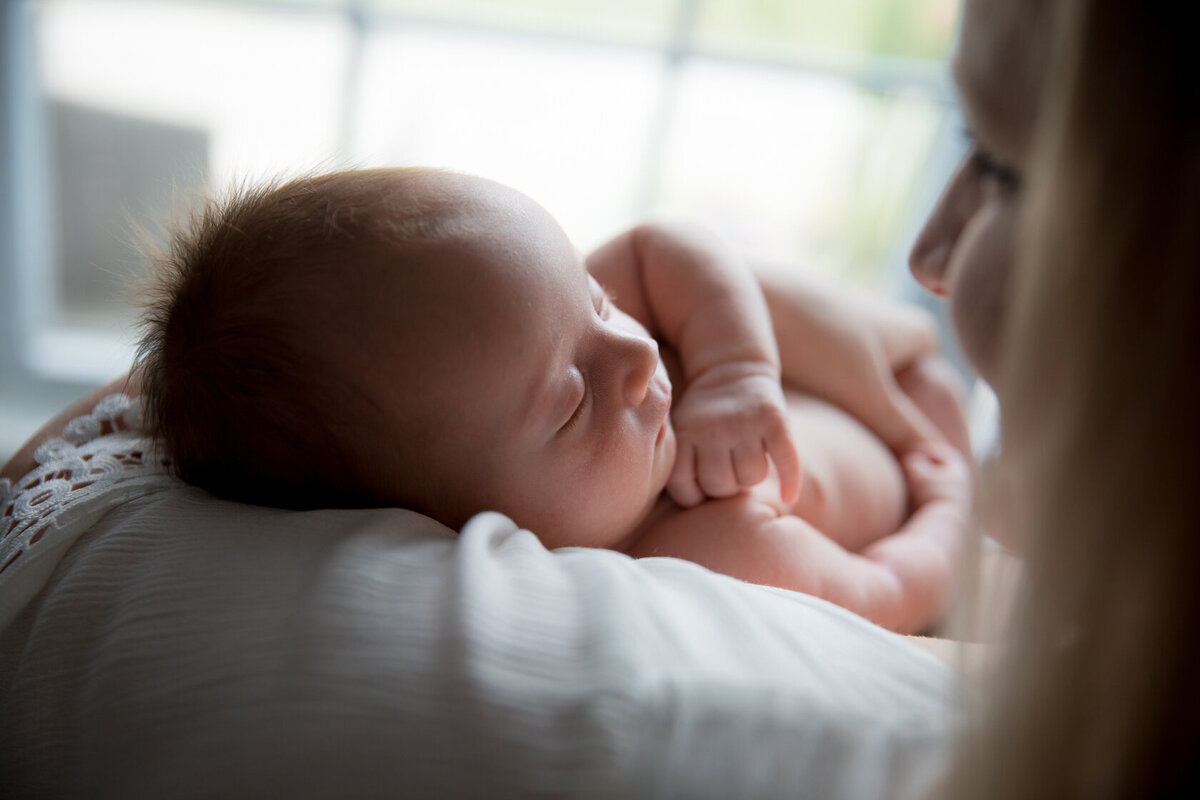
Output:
[612,306,654,340]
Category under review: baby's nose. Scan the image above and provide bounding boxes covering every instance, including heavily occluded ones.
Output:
[619,332,659,406]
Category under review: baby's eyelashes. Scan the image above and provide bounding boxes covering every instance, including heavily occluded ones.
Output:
[587,274,617,320]
[560,391,587,433]
[558,368,588,434]
[593,289,616,320]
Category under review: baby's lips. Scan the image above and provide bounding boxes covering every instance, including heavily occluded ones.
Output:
[651,367,672,411]
[655,360,672,398]
[654,378,673,431]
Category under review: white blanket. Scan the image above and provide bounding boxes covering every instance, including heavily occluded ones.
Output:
[0,397,960,798]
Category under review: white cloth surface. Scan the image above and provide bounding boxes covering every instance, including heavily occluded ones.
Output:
[1,400,961,799]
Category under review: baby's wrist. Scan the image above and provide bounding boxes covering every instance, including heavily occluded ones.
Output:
[686,358,782,392]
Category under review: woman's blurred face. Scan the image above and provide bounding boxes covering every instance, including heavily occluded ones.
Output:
[908,0,1040,385]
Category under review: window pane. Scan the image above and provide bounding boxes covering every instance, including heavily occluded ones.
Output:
[352,27,663,247]
[366,0,677,44]
[49,101,207,327]
[22,0,959,383]
[696,0,960,62]
[654,62,947,286]
[36,0,353,335]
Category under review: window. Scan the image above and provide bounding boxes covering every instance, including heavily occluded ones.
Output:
[1,0,968,461]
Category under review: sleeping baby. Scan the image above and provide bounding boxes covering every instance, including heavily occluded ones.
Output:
[137,167,971,634]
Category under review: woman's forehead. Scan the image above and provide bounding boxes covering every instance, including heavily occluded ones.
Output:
[954,0,1050,160]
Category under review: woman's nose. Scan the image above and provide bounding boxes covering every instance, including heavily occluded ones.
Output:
[609,329,659,407]
[909,158,977,297]
[909,230,952,297]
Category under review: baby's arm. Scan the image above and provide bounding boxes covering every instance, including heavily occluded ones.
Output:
[852,440,971,631]
[755,266,945,452]
[630,440,970,634]
[587,223,801,507]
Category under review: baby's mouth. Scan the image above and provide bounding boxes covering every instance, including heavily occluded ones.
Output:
[652,374,672,444]
[653,359,672,397]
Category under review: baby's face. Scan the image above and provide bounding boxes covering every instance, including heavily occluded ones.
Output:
[370,175,675,549]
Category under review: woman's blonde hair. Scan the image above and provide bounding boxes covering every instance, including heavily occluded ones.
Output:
[952,0,1200,795]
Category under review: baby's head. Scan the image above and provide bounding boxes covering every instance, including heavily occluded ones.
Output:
[139,168,675,548]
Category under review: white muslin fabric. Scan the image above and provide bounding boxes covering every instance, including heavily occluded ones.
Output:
[1,397,961,799]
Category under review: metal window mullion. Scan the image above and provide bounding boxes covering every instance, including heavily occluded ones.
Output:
[3,1,75,395]
[633,0,701,216]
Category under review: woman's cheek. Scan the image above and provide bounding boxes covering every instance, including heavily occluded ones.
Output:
[948,203,1015,385]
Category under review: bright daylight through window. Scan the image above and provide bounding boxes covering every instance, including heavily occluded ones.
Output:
[0,0,963,463]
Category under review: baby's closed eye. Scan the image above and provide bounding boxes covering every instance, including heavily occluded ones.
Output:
[559,367,588,434]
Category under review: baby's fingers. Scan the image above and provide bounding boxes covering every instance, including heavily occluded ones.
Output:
[732,443,770,488]
[667,441,706,508]
[765,424,802,506]
[694,444,742,499]
[901,440,971,505]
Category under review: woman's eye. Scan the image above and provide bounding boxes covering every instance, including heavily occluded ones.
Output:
[960,128,1021,192]
[967,147,1021,192]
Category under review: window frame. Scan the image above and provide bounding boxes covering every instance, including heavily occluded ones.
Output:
[1,0,971,462]
[2,1,100,463]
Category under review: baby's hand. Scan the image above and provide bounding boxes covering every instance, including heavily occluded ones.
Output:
[668,364,801,508]
[901,440,972,508]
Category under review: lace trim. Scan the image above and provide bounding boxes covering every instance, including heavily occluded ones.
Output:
[0,395,173,629]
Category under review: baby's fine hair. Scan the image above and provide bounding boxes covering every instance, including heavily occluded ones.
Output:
[136,167,453,510]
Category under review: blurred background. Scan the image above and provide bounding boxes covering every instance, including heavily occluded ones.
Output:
[1,0,978,465]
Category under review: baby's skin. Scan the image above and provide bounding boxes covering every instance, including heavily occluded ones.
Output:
[340,169,971,634]
[579,202,969,633]
[630,380,969,634]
